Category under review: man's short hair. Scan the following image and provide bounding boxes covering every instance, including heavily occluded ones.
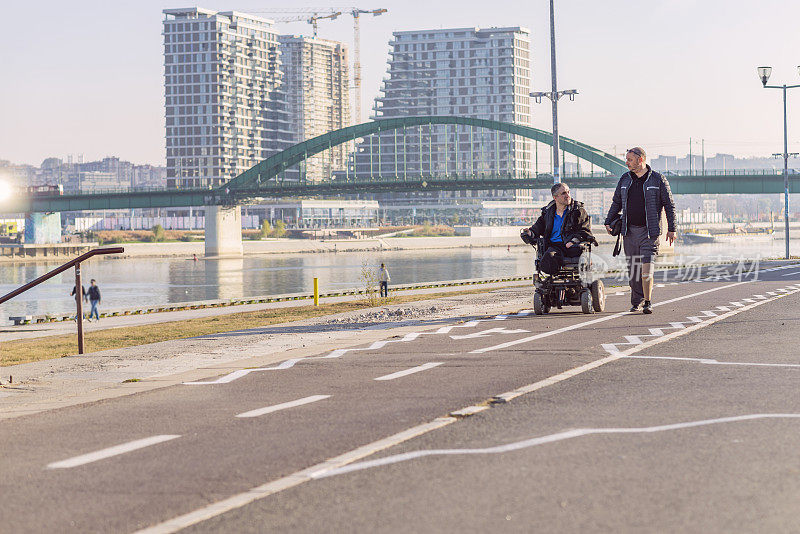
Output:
[550,182,565,196]
[627,147,646,160]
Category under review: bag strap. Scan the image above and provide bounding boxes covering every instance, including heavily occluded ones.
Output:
[613,233,622,257]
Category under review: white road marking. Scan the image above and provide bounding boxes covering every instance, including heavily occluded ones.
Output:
[47,435,180,469]
[185,311,533,385]
[472,281,750,354]
[781,270,800,276]
[449,405,490,417]
[133,417,456,534]
[313,414,800,479]
[450,327,529,340]
[494,284,800,403]
[624,355,800,368]
[235,395,330,418]
[374,362,443,381]
[136,269,800,533]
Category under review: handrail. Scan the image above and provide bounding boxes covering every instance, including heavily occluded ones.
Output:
[0,247,124,306]
[0,246,124,355]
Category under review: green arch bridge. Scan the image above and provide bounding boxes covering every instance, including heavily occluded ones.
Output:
[5,116,800,214]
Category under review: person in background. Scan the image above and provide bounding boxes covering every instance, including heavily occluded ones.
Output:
[71,283,87,322]
[87,279,101,322]
[379,263,391,298]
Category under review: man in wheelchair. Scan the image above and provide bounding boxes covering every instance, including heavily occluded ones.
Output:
[521,182,604,314]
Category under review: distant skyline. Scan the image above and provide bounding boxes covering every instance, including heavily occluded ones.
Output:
[3,0,800,166]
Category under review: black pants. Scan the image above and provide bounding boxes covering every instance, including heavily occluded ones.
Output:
[379,281,388,297]
[540,242,582,275]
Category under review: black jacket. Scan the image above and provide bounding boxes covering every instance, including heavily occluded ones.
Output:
[604,166,676,239]
[87,285,101,301]
[528,199,597,247]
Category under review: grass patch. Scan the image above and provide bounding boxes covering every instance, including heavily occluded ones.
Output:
[1,287,506,366]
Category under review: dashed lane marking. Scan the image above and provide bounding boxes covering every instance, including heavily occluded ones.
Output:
[450,327,529,340]
[312,414,800,479]
[374,362,443,381]
[184,311,533,385]
[472,280,751,354]
[235,395,330,418]
[47,435,181,469]
[134,272,800,533]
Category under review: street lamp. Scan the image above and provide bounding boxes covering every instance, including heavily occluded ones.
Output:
[530,0,577,185]
[757,65,800,259]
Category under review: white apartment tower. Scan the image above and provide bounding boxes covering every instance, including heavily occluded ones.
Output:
[163,8,292,189]
[355,26,533,202]
[279,36,351,181]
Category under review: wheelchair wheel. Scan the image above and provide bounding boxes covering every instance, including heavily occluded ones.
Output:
[533,291,549,315]
[580,289,594,314]
[590,280,605,312]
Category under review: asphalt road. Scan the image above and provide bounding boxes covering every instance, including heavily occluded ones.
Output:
[2,261,800,533]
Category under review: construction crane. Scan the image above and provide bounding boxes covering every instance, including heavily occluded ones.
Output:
[250,7,388,123]
[348,8,387,124]
[264,10,341,38]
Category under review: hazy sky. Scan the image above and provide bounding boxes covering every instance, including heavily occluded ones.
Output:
[3,0,800,166]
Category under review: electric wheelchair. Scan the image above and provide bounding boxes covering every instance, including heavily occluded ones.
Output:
[524,236,606,315]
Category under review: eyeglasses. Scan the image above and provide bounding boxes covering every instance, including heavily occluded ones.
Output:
[627,148,643,157]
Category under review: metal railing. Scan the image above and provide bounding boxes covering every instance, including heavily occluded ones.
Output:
[0,247,124,354]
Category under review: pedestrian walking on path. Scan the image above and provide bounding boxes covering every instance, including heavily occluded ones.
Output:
[71,283,87,321]
[379,263,391,298]
[604,147,676,314]
[87,279,101,322]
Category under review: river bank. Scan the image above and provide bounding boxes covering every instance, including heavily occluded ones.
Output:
[0,232,619,263]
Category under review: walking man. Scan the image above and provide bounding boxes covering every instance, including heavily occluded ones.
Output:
[378,263,390,298]
[605,147,676,314]
[71,283,87,322]
[87,279,101,322]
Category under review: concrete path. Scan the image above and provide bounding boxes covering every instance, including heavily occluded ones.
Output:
[1,260,799,533]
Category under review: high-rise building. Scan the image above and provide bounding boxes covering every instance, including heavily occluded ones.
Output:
[354,26,533,205]
[279,35,350,181]
[163,8,292,189]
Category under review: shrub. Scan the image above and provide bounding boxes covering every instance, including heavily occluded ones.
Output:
[273,220,286,238]
[259,220,272,238]
[151,224,166,242]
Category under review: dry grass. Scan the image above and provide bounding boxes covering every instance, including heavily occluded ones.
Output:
[1,287,501,366]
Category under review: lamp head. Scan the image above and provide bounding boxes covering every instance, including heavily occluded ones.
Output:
[758,66,772,86]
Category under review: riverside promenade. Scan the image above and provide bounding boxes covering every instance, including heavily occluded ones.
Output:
[2,259,800,532]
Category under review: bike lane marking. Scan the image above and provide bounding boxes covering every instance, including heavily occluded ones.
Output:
[235,395,331,418]
[374,362,443,381]
[471,280,751,355]
[47,435,181,470]
[312,414,800,479]
[134,280,797,533]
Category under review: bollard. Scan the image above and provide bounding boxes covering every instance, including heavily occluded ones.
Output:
[313,277,319,306]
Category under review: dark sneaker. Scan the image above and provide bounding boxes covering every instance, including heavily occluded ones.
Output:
[629,303,642,312]
[642,301,653,314]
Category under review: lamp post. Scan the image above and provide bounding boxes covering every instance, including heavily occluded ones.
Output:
[531,0,577,185]
[758,65,800,259]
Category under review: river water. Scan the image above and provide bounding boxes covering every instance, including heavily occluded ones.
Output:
[1,239,797,325]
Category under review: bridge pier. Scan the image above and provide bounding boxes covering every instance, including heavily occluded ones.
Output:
[204,205,243,257]
[24,212,62,244]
